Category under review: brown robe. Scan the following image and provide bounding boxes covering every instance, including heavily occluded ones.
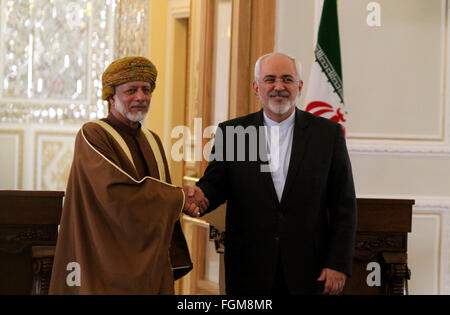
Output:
[49,119,192,294]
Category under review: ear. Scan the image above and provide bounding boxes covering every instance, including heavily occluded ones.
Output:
[252,81,259,96]
[108,95,115,107]
[298,80,304,94]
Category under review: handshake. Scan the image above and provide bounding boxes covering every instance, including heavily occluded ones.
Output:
[182,185,209,217]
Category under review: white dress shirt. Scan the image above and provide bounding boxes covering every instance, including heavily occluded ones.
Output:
[263,110,296,202]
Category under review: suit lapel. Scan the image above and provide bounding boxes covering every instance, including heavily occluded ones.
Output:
[255,110,280,205]
[280,108,311,206]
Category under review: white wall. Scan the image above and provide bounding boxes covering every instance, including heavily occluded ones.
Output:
[275,0,450,295]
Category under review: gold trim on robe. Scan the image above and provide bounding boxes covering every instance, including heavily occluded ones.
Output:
[91,120,137,173]
[141,128,167,183]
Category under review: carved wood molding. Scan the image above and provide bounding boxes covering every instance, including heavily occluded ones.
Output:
[31,246,56,295]
[354,232,406,262]
[0,225,57,254]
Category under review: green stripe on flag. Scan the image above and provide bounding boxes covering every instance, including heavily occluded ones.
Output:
[316,0,343,103]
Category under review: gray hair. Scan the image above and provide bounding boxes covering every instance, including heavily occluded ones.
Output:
[254,52,302,82]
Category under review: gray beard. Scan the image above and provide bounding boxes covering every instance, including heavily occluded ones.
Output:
[266,100,293,115]
[114,96,149,122]
[259,96,295,116]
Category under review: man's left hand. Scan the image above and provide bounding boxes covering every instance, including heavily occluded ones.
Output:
[317,268,347,295]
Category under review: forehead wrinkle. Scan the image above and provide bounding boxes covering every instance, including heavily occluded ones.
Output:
[261,57,298,77]
[117,82,151,90]
[263,74,294,78]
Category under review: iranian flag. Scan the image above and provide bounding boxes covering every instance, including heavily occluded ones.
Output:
[304,0,346,132]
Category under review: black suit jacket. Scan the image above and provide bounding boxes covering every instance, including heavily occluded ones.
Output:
[196,108,357,294]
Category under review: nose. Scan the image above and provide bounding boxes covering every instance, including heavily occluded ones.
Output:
[134,88,146,101]
[273,80,286,90]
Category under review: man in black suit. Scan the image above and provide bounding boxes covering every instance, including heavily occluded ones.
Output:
[184,52,357,295]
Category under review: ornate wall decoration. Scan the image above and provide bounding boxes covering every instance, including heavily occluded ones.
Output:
[115,0,148,58]
[0,0,147,124]
[34,132,76,190]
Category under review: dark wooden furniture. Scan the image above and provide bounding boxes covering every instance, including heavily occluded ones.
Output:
[0,190,64,295]
[342,198,413,295]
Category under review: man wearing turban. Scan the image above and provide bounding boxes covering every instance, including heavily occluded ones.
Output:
[49,56,204,294]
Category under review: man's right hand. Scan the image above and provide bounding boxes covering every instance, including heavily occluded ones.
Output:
[182,185,209,217]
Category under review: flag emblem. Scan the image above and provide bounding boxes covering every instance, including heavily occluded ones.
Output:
[304,0,346,130]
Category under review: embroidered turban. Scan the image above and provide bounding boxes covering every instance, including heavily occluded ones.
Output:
[101,56,158,103]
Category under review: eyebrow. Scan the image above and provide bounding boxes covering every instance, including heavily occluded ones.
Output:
[124,85,151,89]
[263,74,295,78]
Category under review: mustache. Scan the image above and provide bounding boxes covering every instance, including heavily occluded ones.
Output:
[132,101,148,107]
[269,90,290,98]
